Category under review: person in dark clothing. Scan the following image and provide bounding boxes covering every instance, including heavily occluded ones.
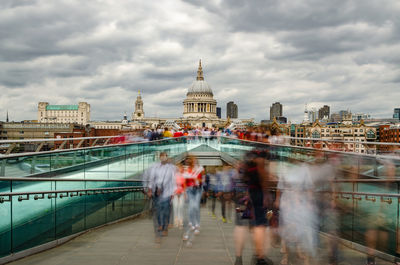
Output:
[234,150,275,265]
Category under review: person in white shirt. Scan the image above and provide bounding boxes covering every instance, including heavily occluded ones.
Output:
[143,152,177,243]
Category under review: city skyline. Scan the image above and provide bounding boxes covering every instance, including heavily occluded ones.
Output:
[1,1,400,123]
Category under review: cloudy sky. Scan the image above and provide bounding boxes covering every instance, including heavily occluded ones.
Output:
[1,0,400,123]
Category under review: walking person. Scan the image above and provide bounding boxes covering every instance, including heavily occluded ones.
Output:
[182,156,204,243]
[144,152,177,243]
[239,149,275,265]
[216,165,235,223]
[276,159,317,265]
[173,163,186,228]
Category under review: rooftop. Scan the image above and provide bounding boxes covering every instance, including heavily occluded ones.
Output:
[46,105,79,110]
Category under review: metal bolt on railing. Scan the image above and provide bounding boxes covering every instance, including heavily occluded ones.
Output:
[70,192,79,197]
[18,195,29,202]
[59,192,68,198]
[352,195,362,201]
[381,197,392,204]
[365,195,376,202]
[48,193,57,199]
[34,194,45,200]
[0,196,11,203]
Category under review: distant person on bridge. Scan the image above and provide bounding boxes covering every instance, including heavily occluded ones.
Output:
[163,128,173,138]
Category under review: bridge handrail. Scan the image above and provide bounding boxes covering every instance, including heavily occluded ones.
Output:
[0,137,183,159]
[1,135,400,161]
[0,185,144,199]
[283,136,400,146]
[2,134,399,146]
[222,136,400,161]
[0,177,142,182]
[0,135,125,144]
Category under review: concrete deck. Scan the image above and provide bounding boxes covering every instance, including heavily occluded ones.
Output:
[8,206,392,265]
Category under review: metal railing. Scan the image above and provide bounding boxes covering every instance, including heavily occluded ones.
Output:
[284,136,400,155]
[0,176,147,262]
[0,135,144,155]
[1,135,400,156]
[0,186,143,203]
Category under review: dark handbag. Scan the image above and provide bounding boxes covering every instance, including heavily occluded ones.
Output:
[154,186,163,198]
[236,196,253,219]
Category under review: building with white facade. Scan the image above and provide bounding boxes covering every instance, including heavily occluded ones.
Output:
[295,120,377,154]
[38,102,90,125]
[132,91,144,120]
[130,60,253,129]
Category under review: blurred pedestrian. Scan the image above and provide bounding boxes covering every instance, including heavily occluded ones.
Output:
[144,152,177,243]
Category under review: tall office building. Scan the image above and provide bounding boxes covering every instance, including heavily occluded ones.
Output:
[309,108,318,123]
[339,110,350,120]
[216,107,221,118]
[318,105,330,120]
[393,108,400,120]
[227,101,238,119]
[270,102,283,120]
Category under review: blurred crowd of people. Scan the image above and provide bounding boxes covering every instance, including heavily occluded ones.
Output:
[141,132,400,265]
[141,126,287,143]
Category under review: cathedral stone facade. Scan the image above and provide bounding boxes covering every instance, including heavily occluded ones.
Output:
[183,60,217,119]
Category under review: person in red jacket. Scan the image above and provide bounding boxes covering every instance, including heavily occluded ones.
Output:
[182,156,204,244]
[173,129,184,137]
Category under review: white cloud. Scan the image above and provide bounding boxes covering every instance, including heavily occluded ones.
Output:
[1,0,400,123]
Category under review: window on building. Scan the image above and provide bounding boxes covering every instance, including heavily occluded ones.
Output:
[366,130,375,139]
[312,130,320,138]
[20,131,24,134]
[321,129,324,132]
[355,129,358,132]
[360,129,363,132]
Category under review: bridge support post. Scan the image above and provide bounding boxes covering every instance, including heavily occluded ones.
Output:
[0,159,5,176]
[30,157,36,174]
[77,139,85,148]
[35,142,45,153]
[5,143,16,155]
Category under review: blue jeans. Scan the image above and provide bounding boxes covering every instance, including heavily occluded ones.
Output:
[155,197,171,237]
[187,187,201,227]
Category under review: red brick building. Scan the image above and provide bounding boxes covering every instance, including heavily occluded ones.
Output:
[379,125,400,143]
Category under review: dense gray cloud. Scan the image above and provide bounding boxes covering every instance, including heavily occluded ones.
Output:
[0,0,399,123]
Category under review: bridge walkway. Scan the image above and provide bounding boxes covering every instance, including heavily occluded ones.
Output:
[7,205,392,265]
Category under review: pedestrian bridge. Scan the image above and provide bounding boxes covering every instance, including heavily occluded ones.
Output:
[0,137,399,264]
